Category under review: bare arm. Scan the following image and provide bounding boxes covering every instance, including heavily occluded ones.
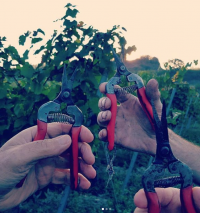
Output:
[168,129,200,184]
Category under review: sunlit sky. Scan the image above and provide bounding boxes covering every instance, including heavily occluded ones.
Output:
[1,0,200,68]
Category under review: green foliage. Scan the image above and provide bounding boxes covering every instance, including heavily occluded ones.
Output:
[0,4,136,147]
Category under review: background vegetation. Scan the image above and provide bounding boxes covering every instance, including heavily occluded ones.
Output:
[0,3,200,213]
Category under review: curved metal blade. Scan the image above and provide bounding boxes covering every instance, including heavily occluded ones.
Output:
[61,64,78,93]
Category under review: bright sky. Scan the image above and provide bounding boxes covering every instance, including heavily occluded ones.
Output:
[1,0,200,68]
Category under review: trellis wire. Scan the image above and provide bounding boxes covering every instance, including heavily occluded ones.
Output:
[97,71,119,213]
[57,186,71,213]
[178,97,193,135]
[121,152,138,194]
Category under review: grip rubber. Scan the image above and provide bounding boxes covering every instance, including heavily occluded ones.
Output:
[180,185,196,213]
[33,119,47,141]
[145,191,161,213]
[137,87,154,130]
[106,93,117,151]
[70,126,81,190]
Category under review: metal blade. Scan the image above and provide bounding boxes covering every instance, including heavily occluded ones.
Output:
[61,65,78,93]
[161,100,169,142]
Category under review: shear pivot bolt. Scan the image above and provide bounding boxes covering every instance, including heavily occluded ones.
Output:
[120,65,125,71]
[161,147,169,156]
[63,91,70,98]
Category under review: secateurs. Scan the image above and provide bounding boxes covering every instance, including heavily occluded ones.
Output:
[16,64,83,190]
[106,47,154,151]
[142,101,196,213]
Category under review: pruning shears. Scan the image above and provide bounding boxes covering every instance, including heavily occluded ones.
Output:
[106,47,154,151]
[16,65,83,190]
[142,101,196,213]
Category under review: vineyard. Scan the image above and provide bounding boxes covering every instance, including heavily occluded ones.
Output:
[0,3,200,213]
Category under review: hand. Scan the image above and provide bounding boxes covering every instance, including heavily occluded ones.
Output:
[97,79,162,154]
[0,123,96,210]
[134,187,200,213]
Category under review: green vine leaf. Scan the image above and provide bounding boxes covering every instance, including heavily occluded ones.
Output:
[19,31,31,46]
[31,37,43,44]
[20,63,35,78]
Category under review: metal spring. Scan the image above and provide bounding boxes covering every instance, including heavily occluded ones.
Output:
[114,84,138,95]
[47,113,75,124]
[154,176,183,188]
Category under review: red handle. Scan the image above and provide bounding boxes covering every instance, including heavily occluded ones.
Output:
[137,87,154,130]
[180,185,196,213]
[145,191,161,213]
[106,93,117,151]
[16,120,47,188]
[70,126,81,190]
[33,119,47,141]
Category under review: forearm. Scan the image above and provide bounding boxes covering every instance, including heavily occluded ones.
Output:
[168,129,200,185]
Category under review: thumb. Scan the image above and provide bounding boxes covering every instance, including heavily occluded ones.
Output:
[146,79,162,112]
[12,135,72,167]
[146,79,161,102]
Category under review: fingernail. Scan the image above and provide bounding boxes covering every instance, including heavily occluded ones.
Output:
[101,111,107,120]
[101,97,107,110]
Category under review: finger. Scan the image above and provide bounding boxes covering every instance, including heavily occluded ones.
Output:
[79,160,96,179]
[98,97,111,111]
[9,135,72,170]
[3,123,73,147]
[98,129,108,141]
[4,123,93,148]
[78,142,95,165]
[79,125,94,143]
[134,188,180,209]
[59,142,95,166]
[134,207,147,213]
[146,79,161,107]
[97,111,111,127]
[55,156,96,179]
[134,189,148,208]
[52,169,91,189]
[99,82,107,94]
[44,123,94,143]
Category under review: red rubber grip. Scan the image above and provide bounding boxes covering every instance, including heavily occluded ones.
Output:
[145,191,161,213]
[106,93,117,151]
[16,120,47,188]
[70,126,81,190]
[137,87,154,130]
[33,120,47,141]
[180,185,196,213]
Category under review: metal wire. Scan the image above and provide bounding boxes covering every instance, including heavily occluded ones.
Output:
[105,146,116,188]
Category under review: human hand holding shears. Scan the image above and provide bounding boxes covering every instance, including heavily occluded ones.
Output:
[97,47,162,153]
[134,187,200,213]
[17,65,88,189]
[0,122,95,211]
